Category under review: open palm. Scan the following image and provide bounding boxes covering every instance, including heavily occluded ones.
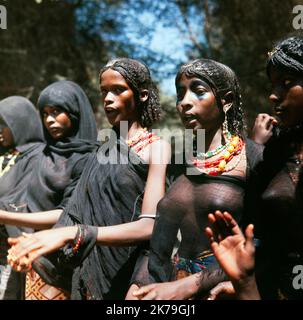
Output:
[205,211,255,282]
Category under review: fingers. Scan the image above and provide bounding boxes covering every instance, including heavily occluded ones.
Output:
[208,281,235,300]
[132,284,155,297]
[208,210,241,240]
[222,211,242,236]
[8,238,41,263]
[7,235,25,246]
[133,284,159,300]
[244,224,255,253]
[207,212,225,241]
[254,113,277,133]
[141,290,158,300]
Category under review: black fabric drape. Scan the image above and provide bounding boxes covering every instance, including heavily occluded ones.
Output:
[34,133,149,299]
[25,80,99,213]
[0,96,45,299]
[0,96,45,215]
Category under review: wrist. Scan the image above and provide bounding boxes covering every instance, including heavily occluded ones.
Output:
[65,226,78,244]
[232,274,260,300]
[176,273,201,299]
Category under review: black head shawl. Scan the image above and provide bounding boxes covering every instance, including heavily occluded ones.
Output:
[34,134,149,299]
[23,81,99,213]
[37,80,98,155]
[0,96,45,222]
[0,96,44,149]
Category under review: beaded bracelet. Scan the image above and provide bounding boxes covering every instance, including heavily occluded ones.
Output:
[72,225,84,254]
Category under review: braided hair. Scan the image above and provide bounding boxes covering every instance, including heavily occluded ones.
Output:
[175,59,245,136]
[99,58,161,128]
[267,33,303,77]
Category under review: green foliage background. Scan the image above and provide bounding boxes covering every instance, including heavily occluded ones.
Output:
[0,0,298,132]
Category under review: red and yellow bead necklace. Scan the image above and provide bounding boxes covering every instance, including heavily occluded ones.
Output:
[193,135,244,176]
[127,128,160,154]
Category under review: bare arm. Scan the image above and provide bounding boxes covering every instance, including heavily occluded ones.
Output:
[95,139,171,246]
[0,209,63,230]
[133,268,227,300]
[7,140,171,265]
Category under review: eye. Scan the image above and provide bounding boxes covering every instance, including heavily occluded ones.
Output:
[196,89,207,95]
[113,87,126,95]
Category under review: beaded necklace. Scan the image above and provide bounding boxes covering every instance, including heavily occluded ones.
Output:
[195,132,232,159]
[193,135,244,176]
[0,150,20,178]
[126,128,160,155]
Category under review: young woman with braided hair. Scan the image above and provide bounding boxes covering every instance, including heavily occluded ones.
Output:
[131,59,264,300]
[7,58,171,300]
[153,34,303,301]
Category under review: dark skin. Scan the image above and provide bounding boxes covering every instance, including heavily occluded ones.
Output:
[205,210,260,300]
[0,118,14,150]
[0,126,14,149]
[100,69,148,129]
[42,106,73,140]
[133,75,247,300]
[6,67,170,283]
[269,68,303,129]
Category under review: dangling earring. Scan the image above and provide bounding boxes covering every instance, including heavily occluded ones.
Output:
[222,102,232,135]
[222,111,228,135]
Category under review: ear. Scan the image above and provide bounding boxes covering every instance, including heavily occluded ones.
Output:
[139,89,149,103]
[221,91,234,113]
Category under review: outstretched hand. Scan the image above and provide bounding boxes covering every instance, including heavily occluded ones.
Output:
[205,211,260,300]
[7,227,76,271]
[205,210,255,282]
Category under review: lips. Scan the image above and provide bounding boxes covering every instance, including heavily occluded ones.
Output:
[104,107,119,119]
[48,127,62,135]
[182,113,197,125]
[274,105,286,115]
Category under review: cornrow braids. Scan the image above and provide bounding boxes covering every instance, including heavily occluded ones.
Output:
[267,33,303,77]
[175,59,245,137]
[99,58,161,128]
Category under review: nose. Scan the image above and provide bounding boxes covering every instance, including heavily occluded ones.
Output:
[104,91,114,106]
[179,91,194,111]
[45,114,56,125]
[269,86,284,106]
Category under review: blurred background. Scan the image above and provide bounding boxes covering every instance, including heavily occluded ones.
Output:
[0,0,299,132]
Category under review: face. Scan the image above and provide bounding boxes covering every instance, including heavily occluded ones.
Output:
[0,119,14,149]
[269,67,303,128]
[100,69,138,127]
[42,106,73,140]
[176,74,223,133]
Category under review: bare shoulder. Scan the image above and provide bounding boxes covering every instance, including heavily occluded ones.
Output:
[148,138,171,165]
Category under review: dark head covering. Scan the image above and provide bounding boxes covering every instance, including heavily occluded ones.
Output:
[23,80,99,212]
[0,96,45,299]
[0,96,44,148]
[175,58,245,136]
[37,80,98,155]
[0,96,45,234]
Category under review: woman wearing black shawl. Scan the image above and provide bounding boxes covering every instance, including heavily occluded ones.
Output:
[7,58,170,300]
[0,81,98,299]
[0,96,44,299]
